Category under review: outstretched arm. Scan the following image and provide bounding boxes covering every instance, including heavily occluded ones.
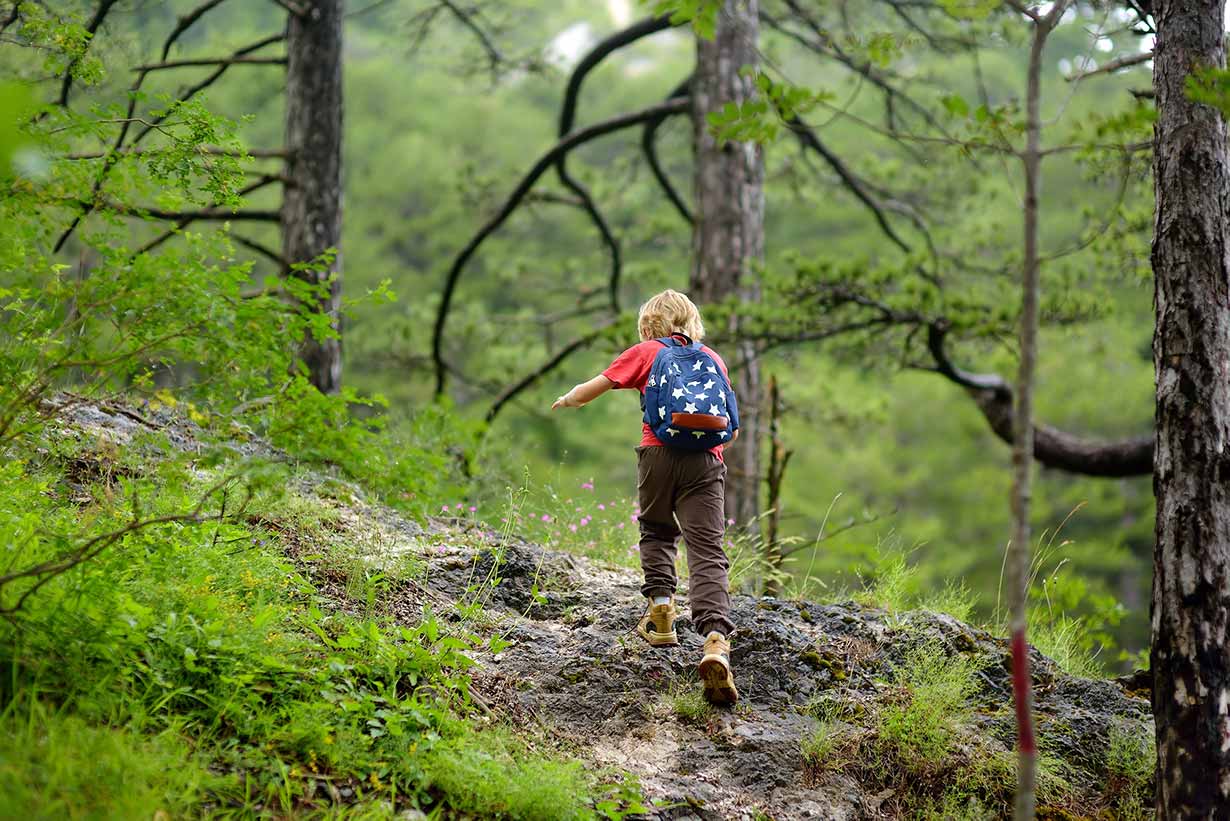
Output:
[552,375,614,409]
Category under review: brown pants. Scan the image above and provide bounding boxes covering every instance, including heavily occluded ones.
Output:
[636,445,734,637]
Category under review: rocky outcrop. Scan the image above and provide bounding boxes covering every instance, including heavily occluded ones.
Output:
[414,534,1153,820]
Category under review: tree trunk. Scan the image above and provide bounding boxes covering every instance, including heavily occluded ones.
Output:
[282,0,344,394]
[1150,1,1230,814]
[689,0,764,529]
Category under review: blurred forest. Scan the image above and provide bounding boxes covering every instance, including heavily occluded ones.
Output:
[3,0,1159,666]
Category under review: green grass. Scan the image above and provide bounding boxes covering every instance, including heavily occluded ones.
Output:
[0,702,220,820]
[669,686,715,725]
[1102,720,1154,820]
[877,643,982,768]
[800,721,851,772]
[0,437,628,818]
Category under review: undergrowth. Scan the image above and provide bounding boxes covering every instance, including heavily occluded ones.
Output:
[0,426,639,819]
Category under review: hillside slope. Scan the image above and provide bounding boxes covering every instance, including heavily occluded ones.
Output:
[45,399,1154,820]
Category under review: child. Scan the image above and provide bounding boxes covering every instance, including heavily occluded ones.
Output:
[551,289,739,706]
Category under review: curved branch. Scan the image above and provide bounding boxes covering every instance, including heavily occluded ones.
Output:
[555,15,676,314]
[162,0,230,60]
[642,76,694,225]
[485,320,615,423]
[926,324,1152,477]
[431,97,689,396]
[787,116,912,255]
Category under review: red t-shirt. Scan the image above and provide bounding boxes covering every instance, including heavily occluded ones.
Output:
[602,336,729,458]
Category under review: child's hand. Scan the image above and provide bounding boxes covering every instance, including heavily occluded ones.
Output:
[552,392,576,410]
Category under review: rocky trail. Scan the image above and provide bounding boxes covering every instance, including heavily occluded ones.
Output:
[406,530,1151,820]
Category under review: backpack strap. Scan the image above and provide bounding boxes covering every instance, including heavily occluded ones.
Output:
[656,334,693,347]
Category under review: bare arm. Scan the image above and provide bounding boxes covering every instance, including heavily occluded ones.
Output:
[551,374,614,409]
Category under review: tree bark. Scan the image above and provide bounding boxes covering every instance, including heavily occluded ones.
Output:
[282,0,344,394]
[1150,1,1230,815]
[689,0,765,529]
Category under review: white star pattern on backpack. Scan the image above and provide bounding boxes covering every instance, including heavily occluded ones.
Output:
[640,337,737,452]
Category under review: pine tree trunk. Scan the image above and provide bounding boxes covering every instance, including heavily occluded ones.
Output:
[282,0,344,394]
[689,0,764,529]
[1150,1,1230,814]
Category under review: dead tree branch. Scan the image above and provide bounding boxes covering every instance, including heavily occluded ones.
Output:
[485,319,616,423]
[925,323,1152,477]
[431,97,689,396]
[133,56,287,72]
[642,76,694,225]
[1065,50,1153,82]
[161,0,230,60]
[556,15,677,314]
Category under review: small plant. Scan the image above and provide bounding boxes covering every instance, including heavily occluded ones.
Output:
[1103,719,1154,820]
[877,642,983,769]
[669,686,714,725]
[800,721,847,770]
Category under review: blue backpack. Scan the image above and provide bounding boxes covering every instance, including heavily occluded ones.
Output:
[641,336,739,451]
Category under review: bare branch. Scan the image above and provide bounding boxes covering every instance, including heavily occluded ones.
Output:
[787,116,912,255]
[1065,50,1153,82]
[231,233,286,267]
[161,0,230,61]
[555,15,677,314]
[642,76,694,225]
[439,0,504,78]
[52,32,286,252]
[431,97,689,396]
[130,175,285,256]
[485,319,616,423]
[925,324,1152,477]
[133,56,287,72]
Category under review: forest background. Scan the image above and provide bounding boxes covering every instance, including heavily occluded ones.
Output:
[2,0,1157,669]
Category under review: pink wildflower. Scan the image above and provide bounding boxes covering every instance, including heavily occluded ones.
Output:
[618,522,625,529]
[727,517,735,526]
[469,506,477,513]
[569,524,578,532]
[597,503,606,511]
[541,514,551,522]
[440,505,449,513]
[581,481,594,491]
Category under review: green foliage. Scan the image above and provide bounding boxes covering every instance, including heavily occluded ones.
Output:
[878,643,982,768]
[421,729,596,820]
[0,703,220,820]
[1185,64,1230,117]
[639,0,722,38]
[799,721,851,771]
[1102,720,1154,820]
[669,685,714,725]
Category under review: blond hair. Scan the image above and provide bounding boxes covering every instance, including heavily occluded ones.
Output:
[637,289,705,342]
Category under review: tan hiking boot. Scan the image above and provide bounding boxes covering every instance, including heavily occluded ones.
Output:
[636,599,679,647]
[698,631,739,706]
